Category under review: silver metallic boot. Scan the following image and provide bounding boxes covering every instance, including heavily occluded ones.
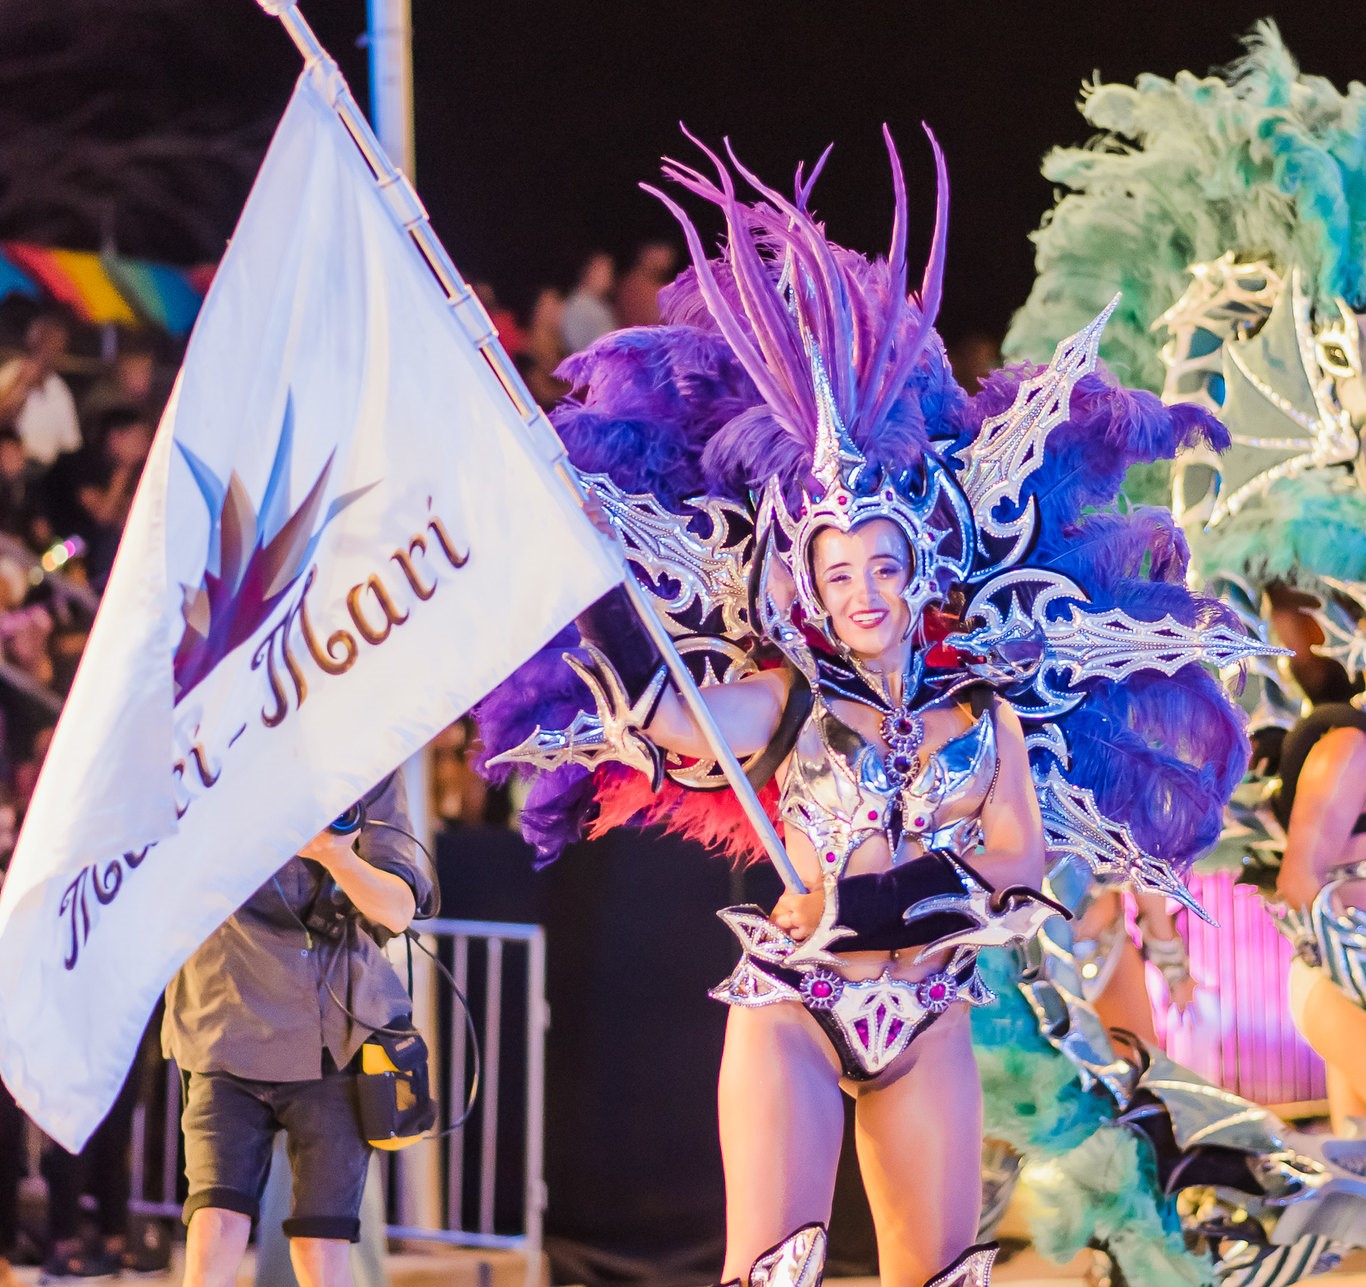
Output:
[924,1241,998,1287]
[742,1224,828,1287]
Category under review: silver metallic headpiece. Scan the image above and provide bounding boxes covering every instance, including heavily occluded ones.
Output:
[759,372,972,648]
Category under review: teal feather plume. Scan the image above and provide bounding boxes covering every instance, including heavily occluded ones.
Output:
[1191,468,1366,591]
[1004,21,1366,390]
[971,952,1216,1287]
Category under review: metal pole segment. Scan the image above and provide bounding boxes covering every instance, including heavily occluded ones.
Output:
[397,755,441,1229]
[479,939,503,1235]
[253,0,806,894]
[162,1063,179,1206]
[383,1226,527,1252]
[129,1102,146,1207]
[366,0,414,178]
[448,934,469,1228]
[523,930,546,1287]
[613,574,805,894]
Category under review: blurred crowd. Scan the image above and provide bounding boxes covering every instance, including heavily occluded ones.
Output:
[0,303,166,1282]
[0,307,164,868]
[477,239,1001,410]
[472,242,680,414]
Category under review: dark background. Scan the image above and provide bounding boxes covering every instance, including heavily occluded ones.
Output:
[436,824,867,1285]
[2,3,1357,1280]
[0,2,1359,344]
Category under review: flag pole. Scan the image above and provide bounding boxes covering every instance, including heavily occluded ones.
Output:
[253,1,807,895]
[364,0,414,178]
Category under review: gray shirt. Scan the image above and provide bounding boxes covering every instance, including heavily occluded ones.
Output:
[162,773,435,1081]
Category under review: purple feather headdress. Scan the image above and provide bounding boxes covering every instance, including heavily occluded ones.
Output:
[474,129,1253,896]
[642,128,970,642]
[643,126,946,483]
[550,129,967,510]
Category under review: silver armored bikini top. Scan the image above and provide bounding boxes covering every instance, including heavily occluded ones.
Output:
[779,696,998,878]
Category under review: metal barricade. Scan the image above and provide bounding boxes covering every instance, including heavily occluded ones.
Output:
[130,918,548,1268]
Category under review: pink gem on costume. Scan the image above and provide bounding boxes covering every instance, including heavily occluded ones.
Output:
[799,968,844,1010]
[915,972,958,1014]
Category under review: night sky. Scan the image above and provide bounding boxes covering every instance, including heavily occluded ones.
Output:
[1,1,1360,343]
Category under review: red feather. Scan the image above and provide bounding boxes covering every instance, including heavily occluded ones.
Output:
[589,762,782,866]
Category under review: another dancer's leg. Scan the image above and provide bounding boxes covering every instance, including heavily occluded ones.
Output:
[1092,938,1158,1047]
[1326,1064,1366,1137]
[1289,959,1366,1126]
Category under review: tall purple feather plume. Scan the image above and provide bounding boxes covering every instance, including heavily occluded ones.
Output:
[643,148,806,430]
[1054,569,1249,871]
[643,126,949,490]
[473,626,590,789]
[951,365,1247,871]
[1041,509,1191,591]
[552,326,757,507]
[960,366,1229,544]
[471,627,602,863]
[518,765,597,867]
[863,127,949,435]
[1063,667,1247,867]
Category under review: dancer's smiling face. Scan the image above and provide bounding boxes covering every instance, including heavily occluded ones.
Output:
[811,519,912,659]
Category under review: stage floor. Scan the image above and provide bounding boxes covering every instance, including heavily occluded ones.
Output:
[7,1244,1366,1286]
[987,1244,1366,1283]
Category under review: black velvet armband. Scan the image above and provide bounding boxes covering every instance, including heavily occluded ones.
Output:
[833,851,980,952]
[575,585,667,711]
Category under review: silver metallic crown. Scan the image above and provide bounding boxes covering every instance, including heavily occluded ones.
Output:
[762,341,969,646]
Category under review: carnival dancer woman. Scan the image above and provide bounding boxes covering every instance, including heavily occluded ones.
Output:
[576,496,1048,1287]
[478,130,1250,1287]
[1267,590,1366,1137]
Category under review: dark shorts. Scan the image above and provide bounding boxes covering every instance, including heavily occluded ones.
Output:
[181,1066,370,1242]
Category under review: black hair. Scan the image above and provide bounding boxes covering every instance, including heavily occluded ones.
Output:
[96,406,148,437]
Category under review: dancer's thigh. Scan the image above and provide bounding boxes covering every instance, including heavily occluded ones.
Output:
[718,1003,845,1281]
[853,1006,982,1287]
[1327,1062,1366,1136]
[1290,959,1366,1106]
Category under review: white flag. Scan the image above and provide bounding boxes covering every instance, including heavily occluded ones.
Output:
[0,67,620,1149]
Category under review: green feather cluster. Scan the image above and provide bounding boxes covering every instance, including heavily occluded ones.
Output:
[971,951,1215,1287]
[1004,21,1366,392]
[1192,468,1366,589]
[973,953,1111,1152]
[1024,1129,1215,1287]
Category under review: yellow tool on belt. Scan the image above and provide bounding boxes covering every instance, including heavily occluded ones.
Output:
[357,1027,437,1150]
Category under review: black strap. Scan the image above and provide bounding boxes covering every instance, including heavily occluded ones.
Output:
[1272,704,1366,832]
[575,584,663,705]
[745,672,813,790]
[833,850,980,951]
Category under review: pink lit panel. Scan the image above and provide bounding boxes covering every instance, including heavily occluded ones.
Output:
[1154,870,1324,1105]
